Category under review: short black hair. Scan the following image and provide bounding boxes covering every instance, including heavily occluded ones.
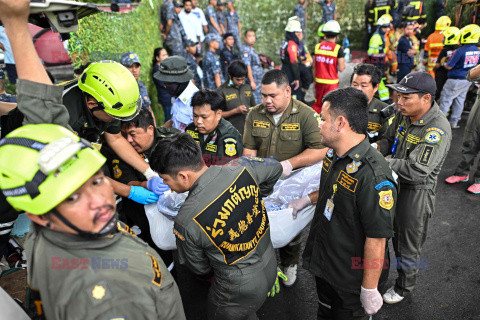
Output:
[261,69,289,87]
[322,87,369,135]
[351,63,383,88]
[228,60,248,78]
[184,0,192,3]
[121,108,155,131]
[244,29,255,37]
[191,89,226,111]
[150,133,205,176]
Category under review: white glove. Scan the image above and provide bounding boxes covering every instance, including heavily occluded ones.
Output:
[360,286,383,315]
[287,195,311,219]
[143,167,159,180]
[280,160,293,178]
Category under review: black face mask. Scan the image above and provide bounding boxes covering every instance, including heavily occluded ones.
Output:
[164,81,189,98]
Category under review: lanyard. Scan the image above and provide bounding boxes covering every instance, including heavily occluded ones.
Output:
[391,125,404,155]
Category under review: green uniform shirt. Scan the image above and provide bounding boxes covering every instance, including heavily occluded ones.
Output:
[62,81,121,146]
[25,223,186,320]
[303,138,397,294]
[377,103,452,189]
[367,97,388,142]
[243,98,324,162]
[185,118,243,166]
[216,81,256,134]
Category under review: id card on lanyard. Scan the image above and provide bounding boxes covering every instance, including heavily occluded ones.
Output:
[323,184,337,221]
[391,124,404,155]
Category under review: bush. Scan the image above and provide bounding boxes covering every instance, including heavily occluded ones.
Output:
[68,1,165,123]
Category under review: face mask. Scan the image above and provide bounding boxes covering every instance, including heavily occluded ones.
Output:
[164,82,182,97]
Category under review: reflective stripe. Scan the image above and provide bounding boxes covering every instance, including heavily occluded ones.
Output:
[318,299,332,309]
[0,229,13,235]
[430,43,444,48]
[315,43,340,57]
[0,221,15,228]
[315,78,339,84]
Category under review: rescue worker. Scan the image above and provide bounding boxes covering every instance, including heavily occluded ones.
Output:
[402,0,427,25]
[378,71,452,303]
[424,16,451,78]
[396,21,417,82]
[303,87,397,319]
[203,33,225,90]
[439,24,480,128]
[368,14,393,102]
[101,109,179,270]
[216,60,255,134]
[367,0,396,31]
[351,63,389,142]
[242,29,263,104]
[0,3,186,316]
[445,63,480,194]
[385,21,398,76]
[280,18,303,102]
[434,26,460,100]
[153,56,198,132]
[185,89,243,166]
[243,69,327,286]
[150,133,282,320]
[312,20,345,114]
[225,0,242,52]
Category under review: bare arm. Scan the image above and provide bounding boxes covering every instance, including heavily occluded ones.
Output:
[209,17,222,34]
[164,19,173,38]
[287,147,327,169]
[338,57,346,72]
[469,64,480,79]
[0,102,16,115]
[242,148,257,157]
[238,22,242,39]
[222,106,248,118]
[108,177,131,197]
[307,190,319,205]
[362,237,386,289]
[0,43,5,51]
[247,65,256,90]
[104,132,150,174]
[214,72,222,88]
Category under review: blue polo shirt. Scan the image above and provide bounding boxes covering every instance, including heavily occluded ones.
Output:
[447,44,480,79]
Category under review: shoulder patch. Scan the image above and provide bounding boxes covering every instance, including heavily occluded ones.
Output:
[424,127,445,145]
[224,138,238,157]
[418,145,434,166]
[244,52,249,57]
[346,160,362,174]
[379,190,394,210]
[326,148,334,158]
[113,164,122,179]
[322,157,332,173]
[314,113,321,126]
[145,252,163,287]
[375,180,394,190]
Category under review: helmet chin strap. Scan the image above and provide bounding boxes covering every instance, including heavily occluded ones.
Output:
[50,208,118,239]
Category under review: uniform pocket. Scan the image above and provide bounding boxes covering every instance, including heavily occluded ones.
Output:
[251,127,270,138]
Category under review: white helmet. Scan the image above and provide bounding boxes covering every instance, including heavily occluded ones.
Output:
[322,20,341,35]
[285,19,303,33]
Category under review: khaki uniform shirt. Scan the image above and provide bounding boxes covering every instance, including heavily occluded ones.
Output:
[367,97,388,142]
[243,99,323,162]
[216,81,256,134]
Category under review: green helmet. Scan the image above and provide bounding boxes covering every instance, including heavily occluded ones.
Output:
[317,24,325,37]
[78,61,141,121]
[0,124,106,215]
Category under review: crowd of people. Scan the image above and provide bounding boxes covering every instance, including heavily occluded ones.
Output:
[0,0,479,319]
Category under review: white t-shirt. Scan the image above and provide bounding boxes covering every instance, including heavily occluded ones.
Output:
[179,10,204,42]
[190,8,208,41]
[272,113,283,125]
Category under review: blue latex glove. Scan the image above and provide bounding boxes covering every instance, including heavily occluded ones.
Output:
[128,186,159,205]
[147,176,170,196]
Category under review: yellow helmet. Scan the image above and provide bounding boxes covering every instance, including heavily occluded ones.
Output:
[442,27,461,45]
[435,16,451,31]
[377,14,393,27]
[460,24,480,44]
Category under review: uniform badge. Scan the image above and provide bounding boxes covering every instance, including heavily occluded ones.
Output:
[379,190,394,210]
[92,285,106,300]
[424,128,444,145]
[113,164,122,179]
[314,113,321,126]
[224,138,237,157]
[326,148,334,158]
[346,160,362,174]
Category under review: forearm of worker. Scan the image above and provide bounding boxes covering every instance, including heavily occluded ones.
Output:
[165,20,173,37]
[222,108,239,118]
[247,66,254,83]
[242,148,257,157]
[238,23,242,37]
[4,18,51,84]
[0,43,5,51]
[287,148,327,169]
[362,237,386,289]
[214,73,222,88]
[0,102,16,116]
[210,18,221,34]
[338,58,346,72]
[108,177,131,197]
[104,133,150,173]
[468,64,480,81]
[307,191,319,205]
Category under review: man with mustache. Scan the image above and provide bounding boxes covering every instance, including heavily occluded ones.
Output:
[0,1,185,318]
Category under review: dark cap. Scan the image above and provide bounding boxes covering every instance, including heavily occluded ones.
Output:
[217,1,225,5]
[173,0,183,7]
[185,39,198,47]
[204,33,219,44]
[223,32,234,40]
[386,71,436,96]
[153,56,193,83]
[120,52,141,67]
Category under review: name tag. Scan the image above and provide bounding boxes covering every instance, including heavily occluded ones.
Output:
[323,199,334,221]
[253,120,270,129]
[281,123,300,131]
[225,93,238,101]
[205,144,217,152]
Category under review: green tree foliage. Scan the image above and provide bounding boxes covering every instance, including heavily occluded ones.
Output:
[68,1,165,122]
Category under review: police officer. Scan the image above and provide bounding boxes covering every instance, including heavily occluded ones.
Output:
[205,0,224,49]
[351,63,389,142]
[203,33,225,90]
[216,60,255,134]
[225,0,243,52]
[377,71,452,303]
[445,63,480,194]
[0,4,185,316]
[185,90,243,166]
[120,51,152,113]
[0,69,16,103]
[220,33,239,79]
[216,1,227,35]
[303,87,397,318]
[161,0,188,56]
[101,109,179,269]
[368,14,392,102]
[153,56,198,131]
[182,39,202,88]
[243,69,326,286]
[242,29,263,104]
[150,133,281,320]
